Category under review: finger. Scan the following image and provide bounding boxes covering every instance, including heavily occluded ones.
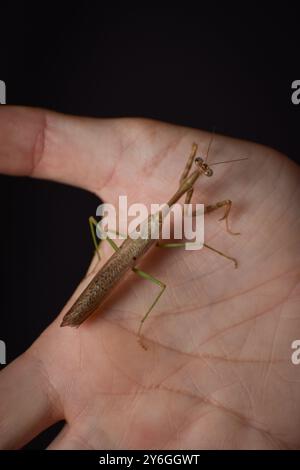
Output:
[47,424,91,450]
[0,351,63,449]
[0,105,123,192]
[48,422,108,450]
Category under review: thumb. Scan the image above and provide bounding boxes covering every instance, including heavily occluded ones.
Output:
[0,106,125,193]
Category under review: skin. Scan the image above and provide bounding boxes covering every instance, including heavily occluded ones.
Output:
[0,106,299,450]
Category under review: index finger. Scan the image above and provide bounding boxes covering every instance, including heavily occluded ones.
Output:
[0,106,123,193]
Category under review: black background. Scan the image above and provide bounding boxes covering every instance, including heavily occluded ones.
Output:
[0,4,299,449]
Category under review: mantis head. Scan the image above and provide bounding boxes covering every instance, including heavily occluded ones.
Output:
[194,157,213,177]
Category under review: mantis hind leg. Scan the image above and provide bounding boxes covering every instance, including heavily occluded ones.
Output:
[132,267,166,349]
[157,241,237,268]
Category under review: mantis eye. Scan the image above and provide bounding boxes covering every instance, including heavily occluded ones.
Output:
[205,168,213,177]
[201,162,213,177]
[195,157,213,176]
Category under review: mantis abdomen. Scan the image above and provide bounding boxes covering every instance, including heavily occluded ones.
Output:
[60,235,156,327]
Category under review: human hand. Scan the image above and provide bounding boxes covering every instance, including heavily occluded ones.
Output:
[0,106,299,449]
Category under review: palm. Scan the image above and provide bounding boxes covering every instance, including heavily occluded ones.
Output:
[0,108,299,449]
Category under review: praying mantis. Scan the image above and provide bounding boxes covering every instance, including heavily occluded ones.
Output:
[61,139,245,348]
